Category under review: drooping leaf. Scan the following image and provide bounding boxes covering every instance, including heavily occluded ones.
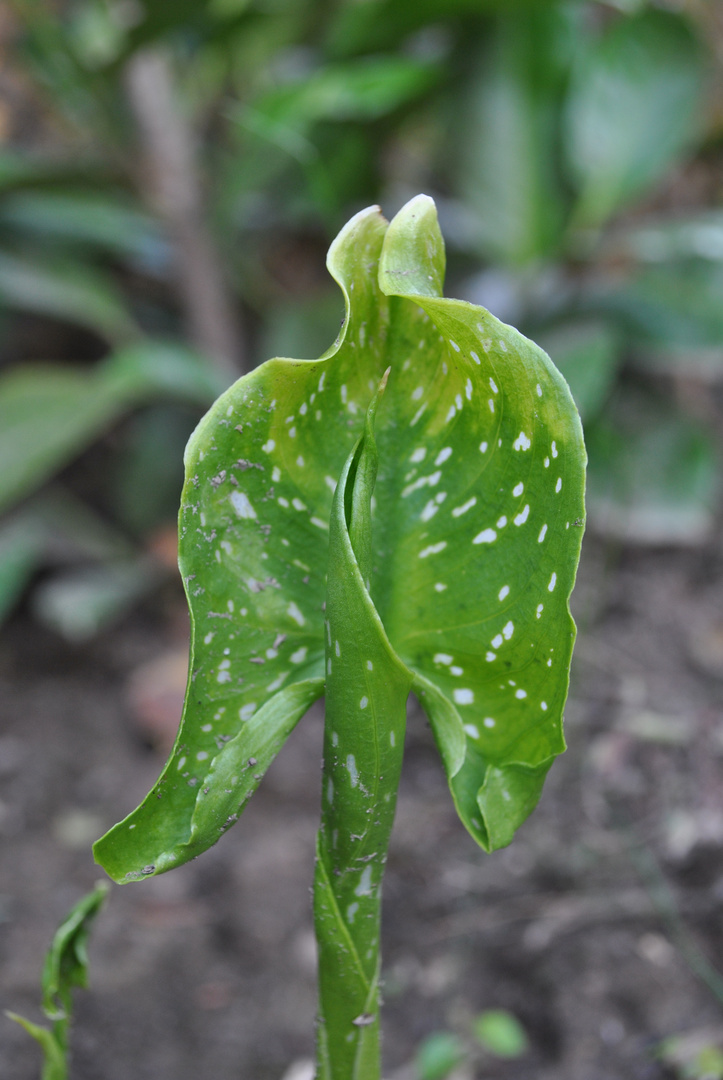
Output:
[565,9,706,229]
[94,194,584,884]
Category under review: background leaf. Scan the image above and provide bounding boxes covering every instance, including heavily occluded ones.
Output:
[472,1009,529,1059]
[0,343,223,516]
[586,389,717,545]
[455,9,571,264]
[565,9,706,229]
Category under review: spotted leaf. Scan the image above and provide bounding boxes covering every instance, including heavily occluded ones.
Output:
[93,195,585,884]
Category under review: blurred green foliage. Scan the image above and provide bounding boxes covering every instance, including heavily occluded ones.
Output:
[1,0,721,637]
[415,1008,529,1078]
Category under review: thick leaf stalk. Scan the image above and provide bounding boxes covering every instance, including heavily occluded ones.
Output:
[315,378,411,1079]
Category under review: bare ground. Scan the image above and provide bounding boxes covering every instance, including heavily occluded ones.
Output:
[4,534,723,1080]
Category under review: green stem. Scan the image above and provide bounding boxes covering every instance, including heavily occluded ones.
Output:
[314,373,410,1079]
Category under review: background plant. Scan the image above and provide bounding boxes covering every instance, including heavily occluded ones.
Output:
[1,0,722,643]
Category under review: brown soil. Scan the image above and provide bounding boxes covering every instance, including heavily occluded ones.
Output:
[4,535,723,1080]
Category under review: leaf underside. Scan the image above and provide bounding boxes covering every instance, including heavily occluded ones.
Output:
[94,194,585,883]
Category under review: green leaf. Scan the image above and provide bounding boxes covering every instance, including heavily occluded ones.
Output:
[94,194,584,879]
[586,388,716,545]
[415,1032,466,1080]
[0,252,138,342]
[536,320,621,421]
[0,191,169,271]
[0,343,223,515]
[472,1009,529,1058]
[94,201,393,882]
[4,1013,66,1080]
[0,512,48,622]
[455,9,571,264]
[375,196,585,852]
[565,9,706,229]
[40,883,109,1020]
[6,882,109,1080]
[602,261,723,377]
[31,558,160,642]
[242,55,441,135]
[615,211,723,266]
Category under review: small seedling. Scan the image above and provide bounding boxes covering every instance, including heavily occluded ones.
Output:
[93,195,585,1078]
[415,1009,529,1079]
[7,882,109,1080]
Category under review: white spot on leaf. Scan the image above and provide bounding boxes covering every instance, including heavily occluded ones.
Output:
[419,541,447,558]
[473,528,497,544]
[230,491,257,519]
[287,602,305,625]
[452,497,476,517]
[347,755,359,787]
